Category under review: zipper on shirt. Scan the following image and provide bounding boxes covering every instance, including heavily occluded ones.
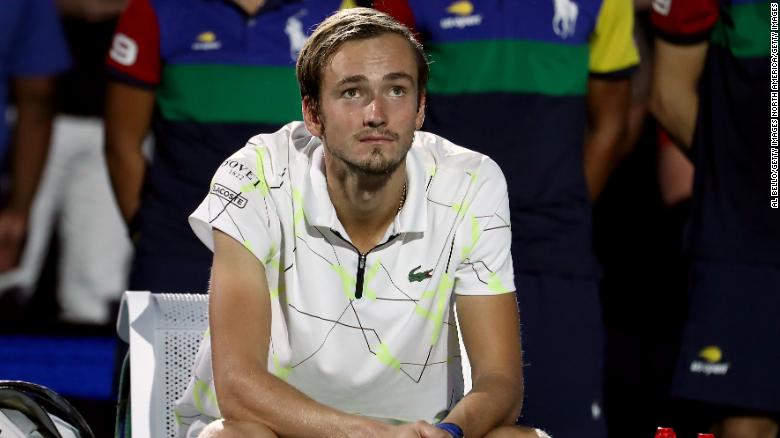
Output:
[330,229,400,299]
[356,253,367,299]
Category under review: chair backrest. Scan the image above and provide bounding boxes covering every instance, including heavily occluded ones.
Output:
[117,291,209,438]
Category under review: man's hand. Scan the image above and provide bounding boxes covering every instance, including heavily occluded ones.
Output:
[0,208,28,272]
[382,421,451,438]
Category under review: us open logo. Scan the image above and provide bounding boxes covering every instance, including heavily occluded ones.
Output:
[212,183,248,208]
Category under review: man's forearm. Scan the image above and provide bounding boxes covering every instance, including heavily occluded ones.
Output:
[649,39,708,149]
[216,367,390,437]
[584,131,620,200]
[9,80,56,215]
[105,142,145,224]
[584,77,631,200]
[441,372,522,437]
[649,89,698,150]
[104,81,155,226]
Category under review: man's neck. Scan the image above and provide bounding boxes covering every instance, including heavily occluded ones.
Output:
[325,158,407,254]
[232,0,266,15]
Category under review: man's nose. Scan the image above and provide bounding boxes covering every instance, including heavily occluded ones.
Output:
[364,96,387,128]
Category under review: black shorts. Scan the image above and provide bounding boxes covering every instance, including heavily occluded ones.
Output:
[515,273,606,438]
[671,260,780,414]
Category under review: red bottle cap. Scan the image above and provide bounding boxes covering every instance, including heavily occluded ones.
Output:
[655,427,677,438]
[698,434,715,438]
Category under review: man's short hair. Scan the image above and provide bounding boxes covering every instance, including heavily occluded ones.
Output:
[296,7,429,110]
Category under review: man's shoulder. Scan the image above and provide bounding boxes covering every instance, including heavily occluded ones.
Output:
[223,121,315,179]
[412,130,505,180]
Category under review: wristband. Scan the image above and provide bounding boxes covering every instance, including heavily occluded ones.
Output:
[435,422,464,438]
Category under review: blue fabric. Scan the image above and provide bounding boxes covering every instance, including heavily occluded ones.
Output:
[514,273,606,437]
[0,0,70,162]
[672,261,780,413]
[406,0,603,44]
[151,0,339,66]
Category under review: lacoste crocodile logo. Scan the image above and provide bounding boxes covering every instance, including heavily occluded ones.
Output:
[408,266,433,282]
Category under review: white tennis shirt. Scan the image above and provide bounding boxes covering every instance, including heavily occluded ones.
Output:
[175,121,515,436]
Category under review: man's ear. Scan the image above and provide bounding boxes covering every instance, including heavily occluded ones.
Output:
[302,97,323,137]
[415,90,426,130]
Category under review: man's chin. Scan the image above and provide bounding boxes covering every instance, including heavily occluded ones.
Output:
[346,156,404,176]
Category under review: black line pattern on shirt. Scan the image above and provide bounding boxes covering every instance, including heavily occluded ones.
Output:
[211,145,504,389]
[288,302,358,368]
[425,169,472,282]
[316,227,341,266]
[350,300,375,353]
[212,196,247,243]
[295,235,334,266]
[483,225,510,232]
[378,262,418,302]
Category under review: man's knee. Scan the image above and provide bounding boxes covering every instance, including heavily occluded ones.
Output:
[719,416,779,438]
[198,418,278,438]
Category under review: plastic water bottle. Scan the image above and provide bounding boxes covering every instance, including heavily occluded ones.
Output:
[655,427,676,438]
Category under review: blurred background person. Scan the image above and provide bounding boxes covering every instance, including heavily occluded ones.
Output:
[374,1,638,436]
[0,0,132,325]
[0,0,71,314]
[105,0,366,293]
[651,0,779,436]
[593,1,695,436]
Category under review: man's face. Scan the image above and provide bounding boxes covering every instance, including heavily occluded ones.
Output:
[304,33,426,176]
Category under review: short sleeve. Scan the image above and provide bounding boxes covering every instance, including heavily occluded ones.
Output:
[189,144,280,266]
[10,0,71,76]
[106,0,161,87]
[650,0,719,43]
[453,159,515,296]
[589,0,640,76]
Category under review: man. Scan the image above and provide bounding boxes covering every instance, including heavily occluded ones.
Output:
[105,0,357,292]
[0,0,133,325]
[650,0,779,436]
[175,8,543,438]
[374,1,638,436]
[0,0,70,299]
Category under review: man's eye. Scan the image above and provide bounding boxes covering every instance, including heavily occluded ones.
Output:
[389,87,406,97]
[342,89,359,98]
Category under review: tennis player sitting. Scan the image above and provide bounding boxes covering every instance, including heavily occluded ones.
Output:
[175,8,547,438]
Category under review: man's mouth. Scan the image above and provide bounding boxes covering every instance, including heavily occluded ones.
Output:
[356,131,396,143]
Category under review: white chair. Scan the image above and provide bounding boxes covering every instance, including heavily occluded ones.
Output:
[115,291,475,438]
[116,291,209,438]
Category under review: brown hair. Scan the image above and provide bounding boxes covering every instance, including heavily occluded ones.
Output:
[296,7,429,111]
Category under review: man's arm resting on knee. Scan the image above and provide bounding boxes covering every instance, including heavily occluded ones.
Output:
[210,230,403,437]
[442,293,524,437]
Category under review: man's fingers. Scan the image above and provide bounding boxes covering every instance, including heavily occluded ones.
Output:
[412,421,450,438]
